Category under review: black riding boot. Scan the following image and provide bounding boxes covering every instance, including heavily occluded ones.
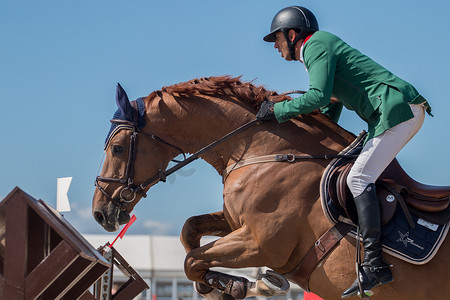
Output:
[341,184,393,299]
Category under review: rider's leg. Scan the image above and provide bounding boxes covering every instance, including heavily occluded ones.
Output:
[342,104,425,298]
[347,104,425,197]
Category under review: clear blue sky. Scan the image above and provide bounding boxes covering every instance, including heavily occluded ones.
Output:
[1,1,449,237]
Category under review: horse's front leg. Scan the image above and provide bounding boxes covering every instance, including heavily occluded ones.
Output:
[181,211,236,298]
[180,211,232,253]
[184,225,289,299]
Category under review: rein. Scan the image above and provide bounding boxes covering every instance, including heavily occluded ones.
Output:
[96,114,357,211]
[95,118,259,210]
[96,89,310,210]
[136,119,260,190]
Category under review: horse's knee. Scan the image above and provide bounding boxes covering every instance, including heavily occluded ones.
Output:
[184,252,206,282]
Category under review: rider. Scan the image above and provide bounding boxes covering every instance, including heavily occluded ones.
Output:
[257,6,432,298]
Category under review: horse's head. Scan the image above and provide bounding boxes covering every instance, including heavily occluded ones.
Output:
[92,77,295,232]
[92,84,178,232]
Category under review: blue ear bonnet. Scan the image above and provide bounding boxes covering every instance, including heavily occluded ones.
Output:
[104,96,146,150]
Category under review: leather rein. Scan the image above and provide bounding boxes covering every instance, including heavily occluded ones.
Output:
[95,90,314,210]
[95,118,260,211]
[95,115,357,212]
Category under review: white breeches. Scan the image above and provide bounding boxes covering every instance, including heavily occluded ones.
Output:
[347,104,425,197]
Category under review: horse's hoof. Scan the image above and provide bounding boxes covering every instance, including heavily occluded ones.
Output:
[256,270,290,296]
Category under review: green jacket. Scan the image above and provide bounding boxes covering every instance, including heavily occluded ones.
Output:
[274,31,431,141]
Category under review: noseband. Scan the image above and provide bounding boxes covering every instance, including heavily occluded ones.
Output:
[95,118,259,211]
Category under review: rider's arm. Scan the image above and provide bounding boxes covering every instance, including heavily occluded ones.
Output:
[274,40,337,123]
[320,101,343,123]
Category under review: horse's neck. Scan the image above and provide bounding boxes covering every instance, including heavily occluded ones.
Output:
[145,93,355,174]
[145,93,254,165]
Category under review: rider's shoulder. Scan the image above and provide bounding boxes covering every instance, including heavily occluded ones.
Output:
[303,31,342,57]
[309,31,343,44]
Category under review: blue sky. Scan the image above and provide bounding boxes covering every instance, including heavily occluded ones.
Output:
[1,1,449,237]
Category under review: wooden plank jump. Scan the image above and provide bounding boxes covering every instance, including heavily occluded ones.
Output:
[0,187,111,299]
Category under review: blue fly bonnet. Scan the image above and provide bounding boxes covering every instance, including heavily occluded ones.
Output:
[104,83,146,150]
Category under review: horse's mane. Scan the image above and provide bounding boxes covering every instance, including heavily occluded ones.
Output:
[145,76,349,134]
[147,75,291,109]
[145,75,356,150]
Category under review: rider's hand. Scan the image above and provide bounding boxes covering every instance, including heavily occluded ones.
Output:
[256,100,276,121]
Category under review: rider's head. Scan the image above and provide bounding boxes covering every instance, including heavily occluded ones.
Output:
[263,6,319,61]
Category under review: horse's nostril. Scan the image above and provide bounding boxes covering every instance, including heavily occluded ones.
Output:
[94,211,105,225]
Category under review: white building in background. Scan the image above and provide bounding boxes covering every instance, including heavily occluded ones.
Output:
[83,234,305,300]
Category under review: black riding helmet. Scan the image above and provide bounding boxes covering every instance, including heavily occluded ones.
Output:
[263,6,319,60]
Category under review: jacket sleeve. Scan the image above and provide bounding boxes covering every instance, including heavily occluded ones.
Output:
[274,40,337,123]
[320,101,343,123]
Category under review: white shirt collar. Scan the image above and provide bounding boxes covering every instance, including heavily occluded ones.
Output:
[299,35,313,69]
[300,42,306,64]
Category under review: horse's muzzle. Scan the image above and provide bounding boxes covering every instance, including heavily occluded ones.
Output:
[93,202,131,232]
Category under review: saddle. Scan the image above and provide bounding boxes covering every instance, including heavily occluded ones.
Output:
[285,132,450,290]
[325,134,450,227]
[318,131,450,265]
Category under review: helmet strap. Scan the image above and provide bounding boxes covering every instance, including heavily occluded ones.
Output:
[282,29,303,61]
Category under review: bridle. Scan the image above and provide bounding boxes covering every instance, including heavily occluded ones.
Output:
[95,114,357,211]
[94,118,188,211]
[95,117,259,211]
[95,90,309,211]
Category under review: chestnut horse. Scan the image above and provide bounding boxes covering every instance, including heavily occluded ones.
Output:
[92,76,450,299]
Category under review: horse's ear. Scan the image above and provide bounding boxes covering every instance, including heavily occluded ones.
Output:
[116,83,134,121]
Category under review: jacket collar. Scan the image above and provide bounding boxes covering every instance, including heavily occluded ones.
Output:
[299,34,314,64]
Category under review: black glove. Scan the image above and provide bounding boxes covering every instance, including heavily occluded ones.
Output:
[256,100,276,121]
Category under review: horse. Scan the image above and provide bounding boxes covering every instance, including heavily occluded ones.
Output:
[92,76,450,299]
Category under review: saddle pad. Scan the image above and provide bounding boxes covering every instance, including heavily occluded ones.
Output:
[373,205,449,264]
[320,131,449,265]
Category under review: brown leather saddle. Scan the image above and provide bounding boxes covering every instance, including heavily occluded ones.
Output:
[327,157,450,227]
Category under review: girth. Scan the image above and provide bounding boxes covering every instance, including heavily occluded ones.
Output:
[283,222,353,292]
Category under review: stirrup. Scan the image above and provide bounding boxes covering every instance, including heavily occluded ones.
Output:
[342,226,393,299]
[342,265,394,299]
[358,289,375,299]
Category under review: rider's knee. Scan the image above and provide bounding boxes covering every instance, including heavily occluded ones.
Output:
[346,168,373,198]
[346,170,357,197]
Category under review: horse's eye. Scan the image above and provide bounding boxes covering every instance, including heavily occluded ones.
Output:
[112,145,124,154]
